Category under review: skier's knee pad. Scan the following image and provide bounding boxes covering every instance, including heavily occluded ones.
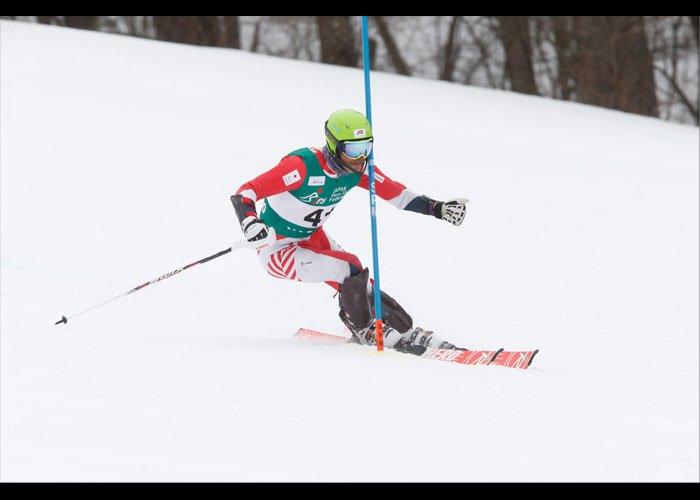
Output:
[339,268,413,334]
[338,267,372,330]
[377,290,413,334]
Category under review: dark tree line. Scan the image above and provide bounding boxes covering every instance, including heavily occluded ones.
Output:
[364,16,695,123]
[548,16,658,117]
[3,16,697,124]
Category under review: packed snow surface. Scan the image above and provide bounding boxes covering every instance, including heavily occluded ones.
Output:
[1,21,698,482]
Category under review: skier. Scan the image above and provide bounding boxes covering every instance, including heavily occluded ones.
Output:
[231,109,468,355]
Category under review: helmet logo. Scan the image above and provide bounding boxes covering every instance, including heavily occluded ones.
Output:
[353,128,367,138]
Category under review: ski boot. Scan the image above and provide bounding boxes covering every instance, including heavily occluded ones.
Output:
[393,327,460,356]
[339,309,375,345]
[340,309,407,347]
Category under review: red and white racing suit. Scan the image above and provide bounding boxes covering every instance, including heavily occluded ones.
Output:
[234,147,440,291]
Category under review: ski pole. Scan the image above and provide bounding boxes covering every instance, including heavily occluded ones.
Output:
[55,240,248,326]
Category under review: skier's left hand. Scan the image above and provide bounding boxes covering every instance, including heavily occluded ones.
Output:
[440,198,469,226]
[240,216,277,249]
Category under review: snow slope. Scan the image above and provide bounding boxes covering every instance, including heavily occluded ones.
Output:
[1,21,698,482]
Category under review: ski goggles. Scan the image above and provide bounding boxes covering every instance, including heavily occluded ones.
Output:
[339,139,373,160]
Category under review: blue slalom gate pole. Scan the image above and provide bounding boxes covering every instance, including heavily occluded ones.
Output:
[361,16,384,351]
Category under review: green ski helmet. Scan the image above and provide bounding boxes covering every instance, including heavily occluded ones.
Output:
[324,109,374,174]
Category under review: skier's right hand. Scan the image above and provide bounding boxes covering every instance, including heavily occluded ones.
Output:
[241,216,275,248]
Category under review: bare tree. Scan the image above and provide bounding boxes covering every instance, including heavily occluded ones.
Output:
[220,16,240,50]
[494,16,539,95]
[689,16,699,47]
[572,16,658,117]
[373,16,411,76]
[647,16,698,124]
[152,16,239,48]
[63,16,100,31]
[316,16,359,67]
[461,17,503,88]
[439,16,461,81]
[153,16,202,45]
[246,18,262,53]
[549,16,575,101]
[116,16,151,38]
[196,16,221,46]
[35,16,58,25]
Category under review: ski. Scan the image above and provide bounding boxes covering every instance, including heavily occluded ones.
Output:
[491,349,539,369]
[293,328,348,345]
[293,328,538,369]
[421,347,503,366]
